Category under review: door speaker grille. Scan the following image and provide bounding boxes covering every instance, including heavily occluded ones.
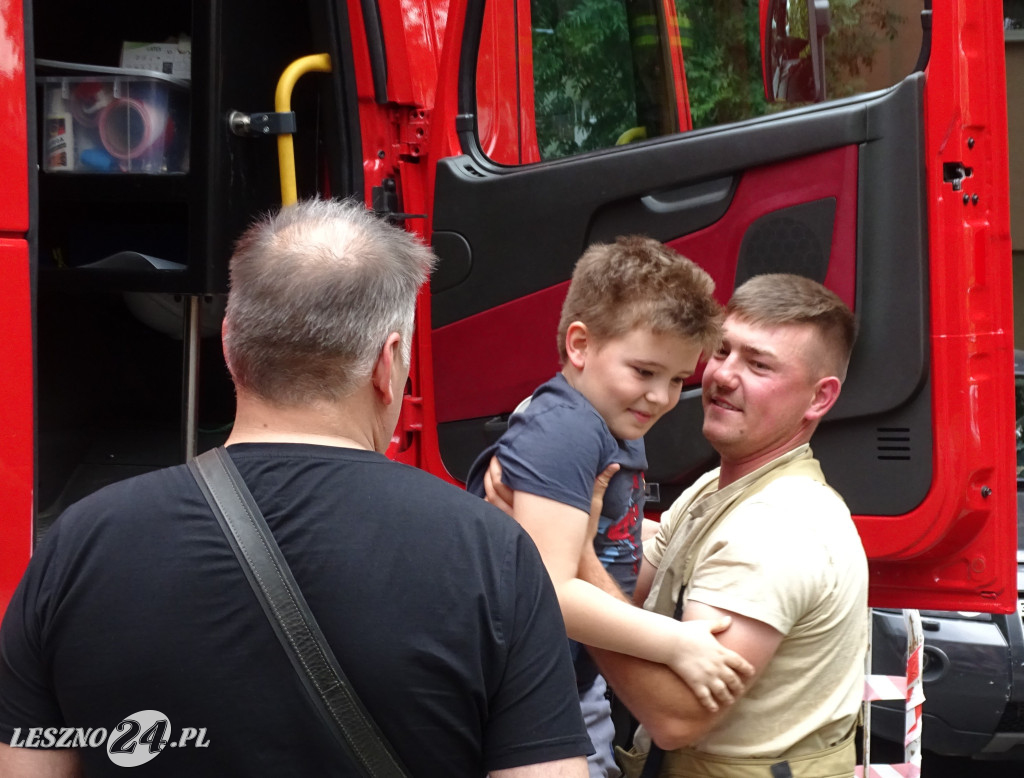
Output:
[876,427,911,460]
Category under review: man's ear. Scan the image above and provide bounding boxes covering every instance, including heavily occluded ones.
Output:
[806,376,842,421]
[564,321,590,370]
[372,332,403,406]
[220,318,234,375]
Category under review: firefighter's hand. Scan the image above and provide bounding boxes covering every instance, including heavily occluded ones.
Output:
[483,456,515,517]
[578,463,622,591]
[585,463,619,544]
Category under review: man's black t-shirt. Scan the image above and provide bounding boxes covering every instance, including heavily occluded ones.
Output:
[0,444,590,776]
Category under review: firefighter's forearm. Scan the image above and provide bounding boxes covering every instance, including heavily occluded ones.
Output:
[577,547,630,604]
[588,646,716,750]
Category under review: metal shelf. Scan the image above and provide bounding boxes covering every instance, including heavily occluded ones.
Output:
[39,172,190,203]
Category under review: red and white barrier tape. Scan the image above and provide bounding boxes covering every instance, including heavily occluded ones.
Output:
[860,610,924,777]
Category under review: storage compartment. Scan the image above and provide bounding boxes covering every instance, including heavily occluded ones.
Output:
[40,63,190,174]
[31,0,323,294]
[28,0,342,531]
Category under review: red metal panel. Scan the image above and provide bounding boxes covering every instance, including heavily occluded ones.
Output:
[381,0,446,107]
[0,0,28,232]
[859,0,1017,612]
[351,1,466,482]
[0,239,33,616]
[662,0,692,132]
[0,0,32,616]
[475,0,535,164]
[433,283,565,423]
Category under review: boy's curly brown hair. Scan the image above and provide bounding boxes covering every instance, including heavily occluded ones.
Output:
[557,235,722,363]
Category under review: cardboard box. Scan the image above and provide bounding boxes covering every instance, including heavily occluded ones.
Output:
[120,40,192,81]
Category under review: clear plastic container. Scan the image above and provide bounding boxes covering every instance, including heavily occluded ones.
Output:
[39,60,190,174]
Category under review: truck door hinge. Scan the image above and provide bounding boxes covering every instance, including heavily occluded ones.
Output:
[372,178,426,223]
[391,107,430,161]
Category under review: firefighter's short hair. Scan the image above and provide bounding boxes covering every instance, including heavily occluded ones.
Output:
[556,236,721,364]
[726,273,857,382]
[223,198,435,404]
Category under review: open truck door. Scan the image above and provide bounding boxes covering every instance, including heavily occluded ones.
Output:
[423,0,1017,613]
[1,0,1015,620]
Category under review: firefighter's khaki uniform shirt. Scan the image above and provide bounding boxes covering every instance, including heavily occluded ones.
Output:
[636,445,868,759]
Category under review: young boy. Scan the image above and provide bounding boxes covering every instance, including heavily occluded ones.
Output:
[467,236,752,778]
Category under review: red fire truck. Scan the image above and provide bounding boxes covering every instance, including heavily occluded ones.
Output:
[0,0,1015,646]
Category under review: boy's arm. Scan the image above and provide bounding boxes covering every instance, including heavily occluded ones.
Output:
[589,601,783,750]
[0,743,82,778]
[488,457,627,602]
[513,491,750,710]
[486,457,752,710]
[490,756,587,778]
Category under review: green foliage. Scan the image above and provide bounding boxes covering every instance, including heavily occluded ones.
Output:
[532,0,637,159]
[821,0,905,97]
[528,0,906,159]
[679,0,771,129]
[785,0,905,97]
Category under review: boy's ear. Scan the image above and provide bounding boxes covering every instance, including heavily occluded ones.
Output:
[564,321,590,370]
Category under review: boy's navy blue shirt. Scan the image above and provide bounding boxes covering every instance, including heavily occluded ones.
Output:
[467,374,648,689]
[467,373,647,596]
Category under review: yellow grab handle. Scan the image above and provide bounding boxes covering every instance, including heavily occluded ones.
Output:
[615,126,648,146]
[276,54,332,206]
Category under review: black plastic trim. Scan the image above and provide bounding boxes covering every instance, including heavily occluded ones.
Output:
[455,0,487,150]
[586,176,738,245]
[312,0,366,200]
[358,0,388,104]
[25,0,40,541]
[836,74,929,421]
[913,2,932,74]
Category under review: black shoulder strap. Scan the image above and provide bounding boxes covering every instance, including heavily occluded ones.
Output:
[188,447,409,778]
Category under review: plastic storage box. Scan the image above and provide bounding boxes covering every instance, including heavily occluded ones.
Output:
[39,60,190,174]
